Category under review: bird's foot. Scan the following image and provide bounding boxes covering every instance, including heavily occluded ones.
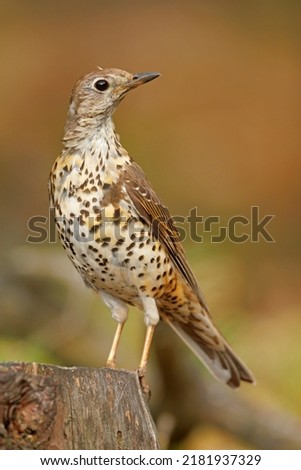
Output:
[138,367,151,399]
[106,359,117,369]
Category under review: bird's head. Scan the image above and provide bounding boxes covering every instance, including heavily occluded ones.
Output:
[67,67,160,124]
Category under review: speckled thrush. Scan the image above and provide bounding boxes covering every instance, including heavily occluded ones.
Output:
[49,67,255,388]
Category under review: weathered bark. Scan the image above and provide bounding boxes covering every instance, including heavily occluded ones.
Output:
[0,362,160,450]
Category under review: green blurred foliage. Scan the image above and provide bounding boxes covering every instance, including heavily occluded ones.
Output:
[0,0,300,449]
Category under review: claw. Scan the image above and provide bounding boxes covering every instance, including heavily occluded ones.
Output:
[138,368,151,398]
[106,359,117,368]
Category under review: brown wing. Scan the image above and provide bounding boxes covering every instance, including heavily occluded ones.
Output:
[123,161,209,312]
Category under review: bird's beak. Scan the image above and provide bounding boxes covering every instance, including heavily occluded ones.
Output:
[126,72,161,91]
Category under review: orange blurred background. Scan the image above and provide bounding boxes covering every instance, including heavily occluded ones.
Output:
[0,0,300,449]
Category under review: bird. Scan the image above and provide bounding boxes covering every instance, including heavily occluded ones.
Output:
[49,67,255,388]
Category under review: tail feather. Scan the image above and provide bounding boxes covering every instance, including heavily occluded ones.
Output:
[164,317,255,388]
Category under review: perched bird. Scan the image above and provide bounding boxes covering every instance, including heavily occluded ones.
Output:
[49,67,255,388]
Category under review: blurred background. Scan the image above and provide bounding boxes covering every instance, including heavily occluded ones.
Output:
[0,0,300,449]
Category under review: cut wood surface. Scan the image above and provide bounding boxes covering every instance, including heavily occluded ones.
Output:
[0,362,160,450]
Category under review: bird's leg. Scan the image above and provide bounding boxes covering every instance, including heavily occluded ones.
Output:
[106,322,125,368]
[101,292,128,369]
[138,324,156,374]
[138,296,159,393]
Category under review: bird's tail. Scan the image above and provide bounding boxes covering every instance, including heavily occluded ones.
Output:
[162,313,255,388]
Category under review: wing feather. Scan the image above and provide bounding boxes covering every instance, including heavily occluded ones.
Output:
[123,162,209,312]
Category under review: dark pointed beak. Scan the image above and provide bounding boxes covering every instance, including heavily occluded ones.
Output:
[127,72,161,90]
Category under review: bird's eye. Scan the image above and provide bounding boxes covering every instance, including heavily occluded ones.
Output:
[94,79,109,92]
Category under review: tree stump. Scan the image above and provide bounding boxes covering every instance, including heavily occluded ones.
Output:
[0,362,160,450]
